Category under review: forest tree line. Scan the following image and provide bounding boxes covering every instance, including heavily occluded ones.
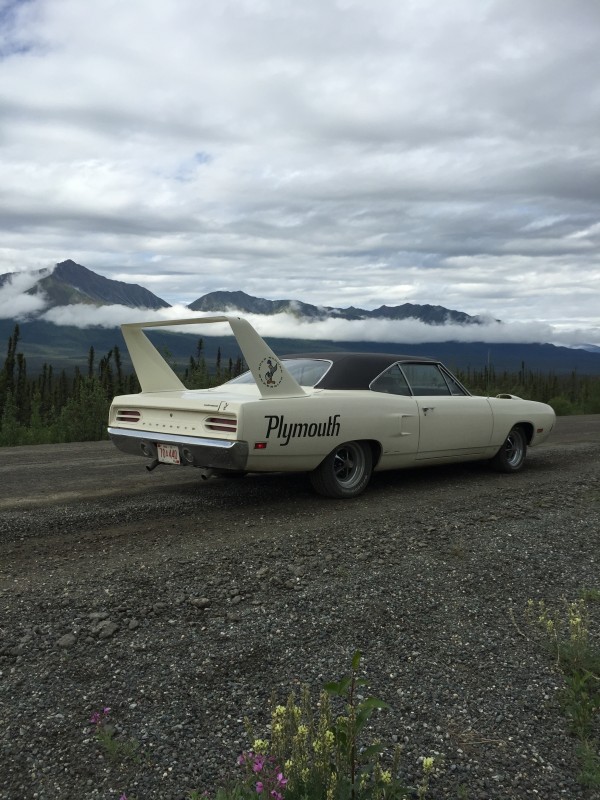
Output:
[0,325,244,447]
[1,323,599,447]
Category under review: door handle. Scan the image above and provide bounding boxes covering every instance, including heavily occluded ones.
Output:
[422,407,435,415]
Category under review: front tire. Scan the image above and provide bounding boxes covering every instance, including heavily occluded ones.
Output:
[309,441,373,498]
[491,426,527,473]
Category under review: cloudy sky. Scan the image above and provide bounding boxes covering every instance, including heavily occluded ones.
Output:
[1,0,600,345]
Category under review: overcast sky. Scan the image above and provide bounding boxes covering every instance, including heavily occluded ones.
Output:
[1,0,600,345]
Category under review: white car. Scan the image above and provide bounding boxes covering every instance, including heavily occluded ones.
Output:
[108,316,556,498]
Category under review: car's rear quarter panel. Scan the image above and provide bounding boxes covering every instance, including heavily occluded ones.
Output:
[240,391,421,472]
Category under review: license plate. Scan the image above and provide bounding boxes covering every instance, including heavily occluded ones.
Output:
[157,443,181,465]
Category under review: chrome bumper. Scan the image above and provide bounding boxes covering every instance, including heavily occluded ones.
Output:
[108,427,249,471]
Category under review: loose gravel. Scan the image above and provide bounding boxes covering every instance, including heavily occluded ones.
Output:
[1,441,599,800]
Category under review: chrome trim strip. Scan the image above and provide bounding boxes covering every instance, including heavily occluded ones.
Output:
[107,427,235,449]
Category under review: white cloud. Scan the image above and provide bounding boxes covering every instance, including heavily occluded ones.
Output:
[36,302,600,348]
[0,269,49,319]
[39,302,194,329]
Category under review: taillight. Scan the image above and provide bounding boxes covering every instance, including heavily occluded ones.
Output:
[205,416,237,433]
[116,409,141,423]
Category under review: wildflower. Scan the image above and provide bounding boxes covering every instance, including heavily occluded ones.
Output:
[90,707,110,727]
[275,772,288,788]
[422,756,434,773]
[256,781,264,794]
[253,754,266,773]
[380,770,392,784]
[253,739,269,754]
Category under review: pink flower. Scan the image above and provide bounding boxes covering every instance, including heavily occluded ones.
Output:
[256,781,264,794]
[252,755,265,773]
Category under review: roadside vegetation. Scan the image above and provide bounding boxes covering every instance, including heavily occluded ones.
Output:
[88,635,599,799]
[92,652,442,800]
[1,323,600,447]
[526,593,600,790]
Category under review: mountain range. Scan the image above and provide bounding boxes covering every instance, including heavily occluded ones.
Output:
[1,259,600,376]
[1,259,485,326]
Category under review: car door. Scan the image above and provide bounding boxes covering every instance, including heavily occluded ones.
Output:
[400,363,493,459]
[369,365,420,456]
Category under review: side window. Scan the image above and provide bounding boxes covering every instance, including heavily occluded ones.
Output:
[400,364,451,396]
[442,368,468,396]
[370,364,411,396]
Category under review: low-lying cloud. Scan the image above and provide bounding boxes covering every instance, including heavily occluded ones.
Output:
[0,271,49,319]
[15,296,600,348]
[1,263,598,347]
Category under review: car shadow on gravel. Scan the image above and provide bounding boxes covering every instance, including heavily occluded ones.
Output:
[158,454,554,508]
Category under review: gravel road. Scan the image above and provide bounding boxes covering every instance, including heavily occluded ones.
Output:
[1,417,600,800]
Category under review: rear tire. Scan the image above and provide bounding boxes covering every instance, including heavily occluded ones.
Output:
[309,441,373,498]
[491,426,527,473]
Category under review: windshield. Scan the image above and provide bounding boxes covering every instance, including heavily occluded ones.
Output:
[225,358,332,387]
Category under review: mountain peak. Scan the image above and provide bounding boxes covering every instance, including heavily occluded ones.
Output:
[31,260,171,310]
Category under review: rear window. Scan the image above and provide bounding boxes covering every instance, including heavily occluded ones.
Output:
[225,358,332,387]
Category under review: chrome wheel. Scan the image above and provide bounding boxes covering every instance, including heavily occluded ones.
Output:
[491,426,527,473]
[310,441,373,498]
[332,442,367,491]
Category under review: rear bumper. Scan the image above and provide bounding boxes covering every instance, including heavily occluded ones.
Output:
[108,427,249,471]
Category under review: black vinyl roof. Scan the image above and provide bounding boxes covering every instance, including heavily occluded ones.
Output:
[283,352,438,391]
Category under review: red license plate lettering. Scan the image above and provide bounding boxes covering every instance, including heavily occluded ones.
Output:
[157,444,181,465]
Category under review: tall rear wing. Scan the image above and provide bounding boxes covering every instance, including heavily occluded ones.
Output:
[120,315,307,398]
